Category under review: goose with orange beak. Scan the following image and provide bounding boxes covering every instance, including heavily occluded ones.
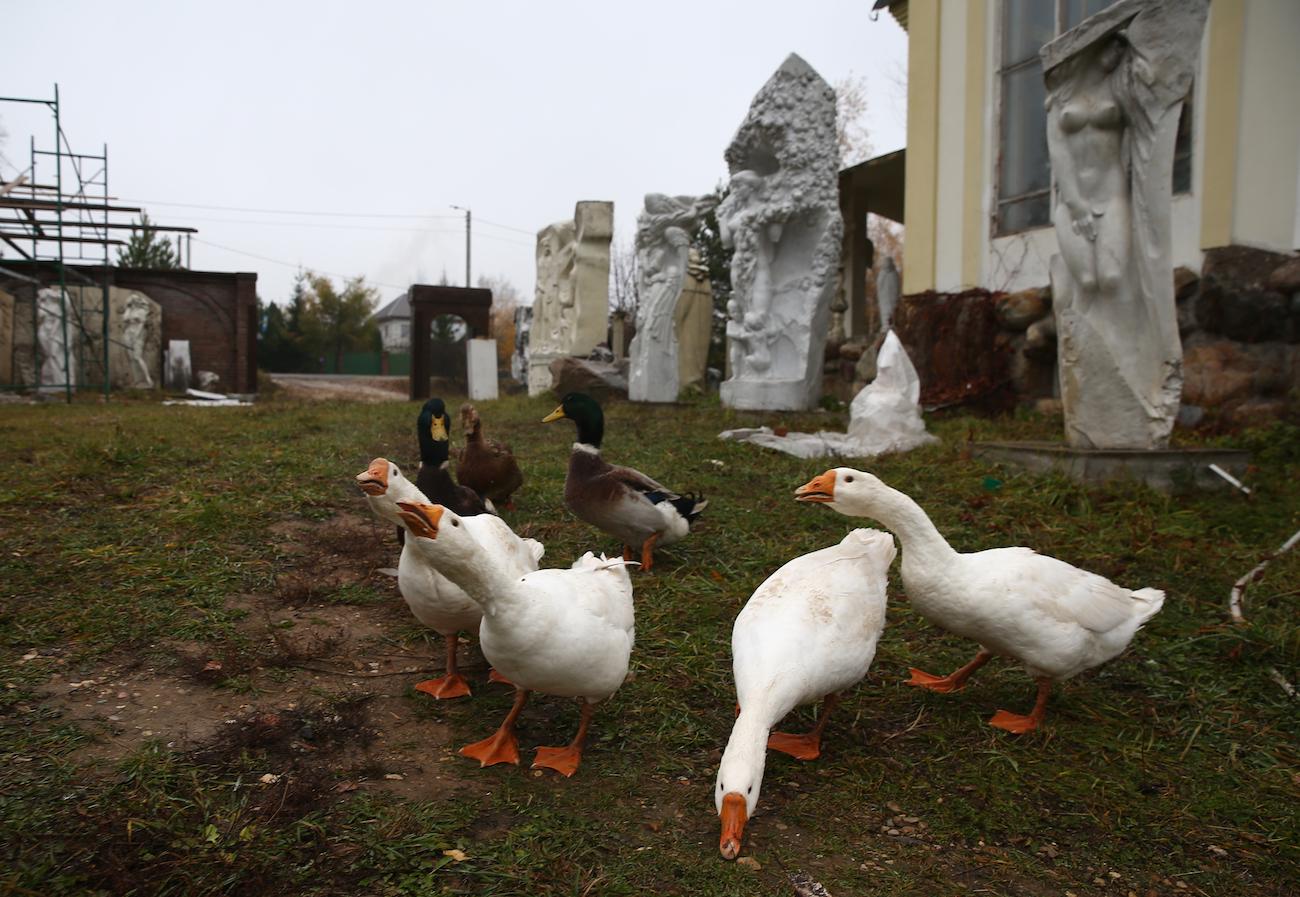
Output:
[355,458,543,699]
[715,528,896,859]
[795,467,1165,734]
[396,500,635,777]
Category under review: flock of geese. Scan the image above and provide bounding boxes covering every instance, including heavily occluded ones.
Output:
[353,393,1166,860]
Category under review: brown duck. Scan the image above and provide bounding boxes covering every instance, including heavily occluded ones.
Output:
[456,403,525,510]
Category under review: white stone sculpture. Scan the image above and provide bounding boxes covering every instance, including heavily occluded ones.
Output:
[719,54,843,411]
[876,256,900,333]
[1042,0,1207,450]
[120,292,154,388]
[466,338,499,400]
[37,287,75,392]
[165,339,191,392]
[628,193,716,402]
[511,305,531,382]
[718,331,936,459]
[526,201,614,396]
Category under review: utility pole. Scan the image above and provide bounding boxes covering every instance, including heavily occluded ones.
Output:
[450,205,471,286]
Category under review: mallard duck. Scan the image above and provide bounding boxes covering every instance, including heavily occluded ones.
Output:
[456,403,524,510]
[416,398,492,518]
[542,392,706,571]
[356,458,543,698]
[795,467,1166,733]
[396,500,635,777]
[715,528,895,860]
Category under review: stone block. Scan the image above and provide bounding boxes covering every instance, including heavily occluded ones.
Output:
[466,338,499,401]
[996,287,1050,331]
[165,340,192,392]
[1266,256,1300,294]
[548,356,627,401]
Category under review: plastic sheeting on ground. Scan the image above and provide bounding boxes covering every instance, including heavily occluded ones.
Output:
[718,330,937,460]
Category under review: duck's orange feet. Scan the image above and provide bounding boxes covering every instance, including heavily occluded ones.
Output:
[640,533,660,573]
[487,668,513,686]
[531,744,584,777]
[505,501,517,511]
[623,545,633,562]
[906,668,965,693]
[988,710,1042,734]
[414,674,471,700]
[460,727,520,767]
[767,731,822,761]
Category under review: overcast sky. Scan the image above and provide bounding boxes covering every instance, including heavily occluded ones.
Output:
[2,1,907,309]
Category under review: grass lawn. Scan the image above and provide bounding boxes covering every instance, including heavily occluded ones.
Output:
[0,389,1296,896]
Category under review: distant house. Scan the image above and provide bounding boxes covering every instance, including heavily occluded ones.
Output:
[373,293,411,352]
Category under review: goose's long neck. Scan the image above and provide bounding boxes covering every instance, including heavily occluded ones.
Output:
[428,539,520,617]
[863,484,956,566]
[719,709,769,792]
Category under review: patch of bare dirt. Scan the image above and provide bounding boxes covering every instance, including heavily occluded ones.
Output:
[30,511,509,804]
[268,374,406,403]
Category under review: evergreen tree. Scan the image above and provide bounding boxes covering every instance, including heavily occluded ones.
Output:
[117,213,180,269]
[689,183,733,371]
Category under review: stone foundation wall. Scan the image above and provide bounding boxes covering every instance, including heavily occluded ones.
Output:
[820,245,1300,425]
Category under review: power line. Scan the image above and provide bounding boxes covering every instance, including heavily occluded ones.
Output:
[172,213,534,246]
[120,196,537,240]
[192,237,407,291]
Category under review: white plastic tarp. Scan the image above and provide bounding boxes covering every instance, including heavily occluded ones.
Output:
[718,330,937,459]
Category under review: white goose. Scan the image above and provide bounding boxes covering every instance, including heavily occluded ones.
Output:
[795,467,1166,734]
[355,458,543,698]
[715,528,896,860]
[396,500,635,777]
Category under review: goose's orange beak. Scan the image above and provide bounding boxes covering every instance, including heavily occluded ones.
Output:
[718,792,748,860]
[396,501,443,539]
[356,458,389,496]
[795,471,836,503]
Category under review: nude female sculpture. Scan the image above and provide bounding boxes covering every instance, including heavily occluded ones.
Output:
[1041,0,1207,449]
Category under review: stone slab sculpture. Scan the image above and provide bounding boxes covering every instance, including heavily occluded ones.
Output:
[527,200,614,396]
[66,286,163,390]
[1041,0,1208,449]
[0,289,13,384]
[165,340,192,392]
[466,338,499,401]
[675,248,713,393]
[511,305,532,382]
[719,53,844,411]
[628,194,716,402]
[37,287,76,393]
[876,257,900,333]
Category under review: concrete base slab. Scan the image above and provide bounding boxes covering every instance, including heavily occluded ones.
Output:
[973,441,1251,493]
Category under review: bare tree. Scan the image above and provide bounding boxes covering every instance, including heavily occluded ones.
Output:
[609,236,639,320]
[477,274,524,369]
[835,73,873,167]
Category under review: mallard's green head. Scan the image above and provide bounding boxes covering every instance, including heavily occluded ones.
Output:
[417,398,451,464]
[542,392,604,448]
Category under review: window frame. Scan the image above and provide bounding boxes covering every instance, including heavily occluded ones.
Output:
[992,0,1195,238]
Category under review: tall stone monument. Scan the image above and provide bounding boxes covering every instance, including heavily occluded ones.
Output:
[511,305,532,382]
[719,54,843,411]
[527,200,614,396]
[1042,0,1208,449]
[628,193,716,402]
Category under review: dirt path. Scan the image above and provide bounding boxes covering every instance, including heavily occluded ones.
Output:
[269,373,407,403]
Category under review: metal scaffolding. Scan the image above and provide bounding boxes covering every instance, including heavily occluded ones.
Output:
[0,84,195,401]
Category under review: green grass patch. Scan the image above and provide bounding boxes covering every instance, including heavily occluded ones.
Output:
[0,392,1296,895]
